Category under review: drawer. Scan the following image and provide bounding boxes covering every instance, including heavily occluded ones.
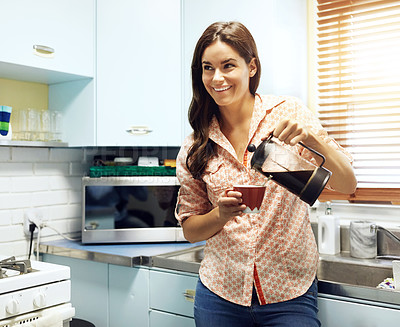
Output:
[149,270,198,317]
[150,309,195,327]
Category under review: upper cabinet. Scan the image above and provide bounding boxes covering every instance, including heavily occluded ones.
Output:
[0,0,95,83]
[96,0,182,146]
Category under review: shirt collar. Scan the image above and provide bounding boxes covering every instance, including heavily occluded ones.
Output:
[208,94,286,158]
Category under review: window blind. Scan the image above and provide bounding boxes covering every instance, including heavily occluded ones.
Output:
[315,0,400,188]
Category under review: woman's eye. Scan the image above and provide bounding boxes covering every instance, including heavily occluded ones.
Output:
[224,63,235,69]
[203,65,213,71]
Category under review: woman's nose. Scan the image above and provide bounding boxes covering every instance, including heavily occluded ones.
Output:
[212,69,224,82]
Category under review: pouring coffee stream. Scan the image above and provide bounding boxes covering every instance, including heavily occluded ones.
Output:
[247,135,332,206]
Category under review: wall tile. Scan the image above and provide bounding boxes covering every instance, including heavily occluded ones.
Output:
[0,147,11,161]
[0,209,12,226]
[0,177,12,192]
[0,192,33,209]
[31,190,69,207]
[0,225,25,242]
[0,163,33,176]
[12,147,49,162]
[0,240,29,259]
[34,162,69,176]
[11,176,49,192]
[0,146,86,258]
[50,148,84,162]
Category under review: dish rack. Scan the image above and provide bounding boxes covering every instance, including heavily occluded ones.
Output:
[89,165,176,177]
[0,303,74,327]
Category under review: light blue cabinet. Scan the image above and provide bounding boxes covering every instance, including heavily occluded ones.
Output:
[42,254,149,327]
[42,254,109,327]
[0,0,96,147]
[96,0,182,146]
[109,264,149,327]
[318,295,400,327]
[149,310,196,327]
[0,0,95,82]
[43,253,199,327]
[149,269,198,319]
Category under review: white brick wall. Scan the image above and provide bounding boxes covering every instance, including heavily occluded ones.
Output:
[0,146,90,259]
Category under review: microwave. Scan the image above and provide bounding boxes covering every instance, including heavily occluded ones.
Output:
[82,176,185,243]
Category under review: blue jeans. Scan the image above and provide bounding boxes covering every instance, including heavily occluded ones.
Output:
[194,279,321,327]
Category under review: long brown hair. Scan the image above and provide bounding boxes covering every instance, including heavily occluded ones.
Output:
[186,21,261,179]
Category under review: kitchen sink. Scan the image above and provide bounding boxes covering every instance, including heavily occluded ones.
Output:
[317,253,393,288]
[317,253,400,306]
[151,245,204,274]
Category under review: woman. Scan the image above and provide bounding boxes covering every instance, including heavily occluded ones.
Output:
[175,21,356,327]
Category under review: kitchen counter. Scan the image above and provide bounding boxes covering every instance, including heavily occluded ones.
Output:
[39,239,205,268]
[39,239,400,309]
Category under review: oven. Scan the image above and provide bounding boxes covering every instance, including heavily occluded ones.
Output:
[0,256,75,327]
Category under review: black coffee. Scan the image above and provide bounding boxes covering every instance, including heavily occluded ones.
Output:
[267,170,314,195]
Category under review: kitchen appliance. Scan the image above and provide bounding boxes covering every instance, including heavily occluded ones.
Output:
[0,256,74,326]
[247,134,332,206]
[82,176,184,244]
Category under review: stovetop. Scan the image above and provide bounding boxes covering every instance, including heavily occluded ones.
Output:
[0,256,70,294]
[0,257,33,279]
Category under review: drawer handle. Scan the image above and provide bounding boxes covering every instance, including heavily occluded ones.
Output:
[183,289,195,303]
[126,126,153,135]
[33,45,55,58]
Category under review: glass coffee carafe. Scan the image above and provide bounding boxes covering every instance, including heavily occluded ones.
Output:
[247,135,332,206]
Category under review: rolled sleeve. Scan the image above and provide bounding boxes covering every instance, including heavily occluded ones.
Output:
[175,136,212,225]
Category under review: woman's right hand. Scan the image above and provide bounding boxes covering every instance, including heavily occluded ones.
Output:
[217,189,246,223]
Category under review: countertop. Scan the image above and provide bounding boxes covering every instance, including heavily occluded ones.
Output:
[39,239,400,308]
[39,239,205,268]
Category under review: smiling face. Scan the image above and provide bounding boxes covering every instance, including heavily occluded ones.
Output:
[201,40,257,110]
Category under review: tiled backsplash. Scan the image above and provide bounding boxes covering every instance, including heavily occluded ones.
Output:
[0,146,89,258]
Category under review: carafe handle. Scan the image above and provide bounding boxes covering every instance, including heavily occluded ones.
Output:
[298,142,326,167]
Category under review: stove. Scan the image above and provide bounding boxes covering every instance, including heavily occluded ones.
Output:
[0,256,75,326]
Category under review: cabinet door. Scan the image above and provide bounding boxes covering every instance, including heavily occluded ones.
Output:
[109,265,149,327]
[150,310,195,327]
[318,296,400,326]
[97,0,182,146]
[182,0,308,138]
[149,270,198,318]
[0,0,94,78]
[42,254,108,327]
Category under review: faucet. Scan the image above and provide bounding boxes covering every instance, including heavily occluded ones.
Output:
[372,225,400,259]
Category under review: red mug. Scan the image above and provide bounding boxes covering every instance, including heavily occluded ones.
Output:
[233,185,266,213]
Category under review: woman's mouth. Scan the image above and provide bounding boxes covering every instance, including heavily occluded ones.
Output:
[213,85,232,92]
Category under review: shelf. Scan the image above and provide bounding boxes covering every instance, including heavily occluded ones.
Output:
[0,140,69,147]
[0,61,93,85]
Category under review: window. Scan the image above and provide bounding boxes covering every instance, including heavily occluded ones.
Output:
[315,0,400,203]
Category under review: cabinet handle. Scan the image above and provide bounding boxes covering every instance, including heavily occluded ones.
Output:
[183,289,195,303]
[126,126,153,135]
[33,45,55,58]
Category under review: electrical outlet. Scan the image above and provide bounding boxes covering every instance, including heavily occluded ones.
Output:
[23,208,43,236]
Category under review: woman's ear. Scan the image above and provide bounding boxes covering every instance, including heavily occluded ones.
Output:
[249,58,257,77]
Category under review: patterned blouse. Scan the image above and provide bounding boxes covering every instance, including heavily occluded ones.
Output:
[175,94,351,306]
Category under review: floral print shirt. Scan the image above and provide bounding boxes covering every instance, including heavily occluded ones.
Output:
[175,94,351,306]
